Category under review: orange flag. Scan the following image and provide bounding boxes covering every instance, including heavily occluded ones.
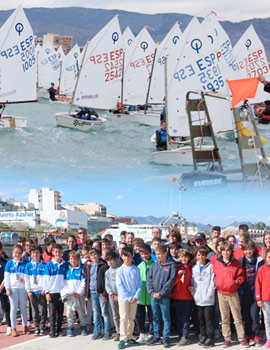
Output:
[227,77,259,109]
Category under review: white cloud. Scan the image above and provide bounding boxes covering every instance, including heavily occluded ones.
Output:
[115,194,124,200]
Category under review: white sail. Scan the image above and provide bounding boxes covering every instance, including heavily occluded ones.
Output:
[148,22,182,104]
[57,46,65,63]
[0,5,36,103]
[59,44,81,96]
[123,27,156,105]
[38,41,61,89]
[121,26,136,49]
[167,17,233,137]
[73,15,123,109]
[233,24,270,103]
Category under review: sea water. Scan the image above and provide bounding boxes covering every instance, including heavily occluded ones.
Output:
[1,99,270,182]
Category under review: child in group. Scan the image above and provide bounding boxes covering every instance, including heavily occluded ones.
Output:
[24,245,47,336]
[213,241,248,347]
[125,232,135,247]
[80,245,91,267]
[171,249,193,346]
[146,245,176,348]
[256,248,270,348]
[61,250,86,337]
[63,235,78,261]
[133,238,144,266]
[191,247,216,348]
[136,243,153,344]
[85,248,111,340]
[168,242,180,264]
[44,244,69,337]
[4,244,28,337]
[151,237,163,262]
[24,240,33,262]
[234,233,250,259]
[42,237,56,263]
[116,246,141,349]
[0,242,11,336]
[105,250,120,341]
[239,240,263,346]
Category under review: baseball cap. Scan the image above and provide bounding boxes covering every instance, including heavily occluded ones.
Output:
[195,233,206,241]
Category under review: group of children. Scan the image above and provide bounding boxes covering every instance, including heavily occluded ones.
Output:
[1,227,270,349]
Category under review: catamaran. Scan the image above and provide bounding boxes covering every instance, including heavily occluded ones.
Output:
[0,5,36,128]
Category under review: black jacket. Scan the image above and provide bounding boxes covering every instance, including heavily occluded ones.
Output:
[84,259,109,298]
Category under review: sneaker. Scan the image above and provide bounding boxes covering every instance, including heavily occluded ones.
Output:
[34,329,40,336]
[113,334,120,341]
[203,339,215,348]
[215,329,221,339]
[118,340,126,349]
[103,333,113,340]
[80,326,87,336]
[6,326,11,336]
[222,340,232,348]
[249,337,255,346]
[240,339,250,348]
[66,327,73,337]
[146,337,160,346]
[254,336,261,346]
[199,336,207,346]
[264,339,270,348]
[92,333,102,340]
[178,336,191,346]
[137,333,148,344]
[39,330,45,336]
[127,339,140,345]
[163,338,170,348]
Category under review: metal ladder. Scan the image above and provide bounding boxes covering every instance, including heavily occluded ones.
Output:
[186,91,223,172]
[233,102,270,184]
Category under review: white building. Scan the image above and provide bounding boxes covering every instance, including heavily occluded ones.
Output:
[40,210,87,230]
[29,188,61,211]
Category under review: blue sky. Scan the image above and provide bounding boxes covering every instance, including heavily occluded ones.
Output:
[1,0,270,22]
[1,174,270,226]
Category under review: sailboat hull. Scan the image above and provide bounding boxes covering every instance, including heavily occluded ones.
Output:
[0,116,27,129]
[151,145,214,166]
[56,113,106,131]
[37,87,49,100]
[107,111,160,126]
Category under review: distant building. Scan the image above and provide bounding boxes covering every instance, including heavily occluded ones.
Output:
[34,35,43,46]
[29,188,62,211]
[65,203,107,217]
[119,217,137,224]
[43,33,72,53]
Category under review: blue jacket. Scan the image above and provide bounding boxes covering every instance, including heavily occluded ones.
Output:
[25,260,47,294]
[4,259,27,289]
[116,264,142,302]
[44,258,69,294]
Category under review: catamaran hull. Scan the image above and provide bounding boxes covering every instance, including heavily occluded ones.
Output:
[151,145,214,166]
[107,111,160,126]
[56,113,106,131]
[0,116,27,129]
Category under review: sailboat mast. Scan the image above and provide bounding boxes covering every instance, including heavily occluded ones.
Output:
[58,60,63,99]
[69,41,89,115]
[144,48,157,114]
[164,56,169,150]
[120,52,125,113]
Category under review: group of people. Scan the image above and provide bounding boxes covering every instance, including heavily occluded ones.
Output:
[1,225,270,349]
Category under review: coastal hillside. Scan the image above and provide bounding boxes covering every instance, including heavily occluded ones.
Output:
[0,7,270,53]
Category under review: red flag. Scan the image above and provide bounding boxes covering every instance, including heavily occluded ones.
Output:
[171,177,178,183]
[227,77,259,109]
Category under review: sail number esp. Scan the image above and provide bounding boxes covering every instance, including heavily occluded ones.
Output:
[0,35,35,72]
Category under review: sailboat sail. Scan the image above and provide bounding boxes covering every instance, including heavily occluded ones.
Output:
[233,24,270,103]
[121,26,136,49]
[148,22,182,104]
[167,17,233,137]
[59,44,81,96]
[0,5,36,103]
[123,27,156,105]
[73,15,123,109]
[38,41,61,89]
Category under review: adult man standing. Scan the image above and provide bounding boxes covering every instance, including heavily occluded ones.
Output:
[146,227,167,247]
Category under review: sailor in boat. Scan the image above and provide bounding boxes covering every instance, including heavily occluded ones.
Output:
[156,120,168,151]
[75,107,100,121]
[48,82,57,101]
[257,75,270,124]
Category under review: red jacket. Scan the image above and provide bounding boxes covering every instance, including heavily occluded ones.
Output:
[233,247,244,259]
[255,263,270,301]
[171,264,193,300]
[213,257,245,294]
[42,250,53,263]
[210,255,218,264]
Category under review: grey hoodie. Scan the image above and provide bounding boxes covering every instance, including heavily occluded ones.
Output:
[191,260,215,306]
[146,260,176,298]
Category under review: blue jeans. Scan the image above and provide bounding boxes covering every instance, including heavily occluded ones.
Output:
[151,297,171,339]
[91,293,110,335]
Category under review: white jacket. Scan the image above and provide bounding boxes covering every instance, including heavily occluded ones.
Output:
[191,260,215,306]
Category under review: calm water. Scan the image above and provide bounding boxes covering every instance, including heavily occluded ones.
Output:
[1,99,270,181]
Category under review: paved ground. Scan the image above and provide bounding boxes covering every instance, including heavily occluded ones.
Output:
[0,324,261,350]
